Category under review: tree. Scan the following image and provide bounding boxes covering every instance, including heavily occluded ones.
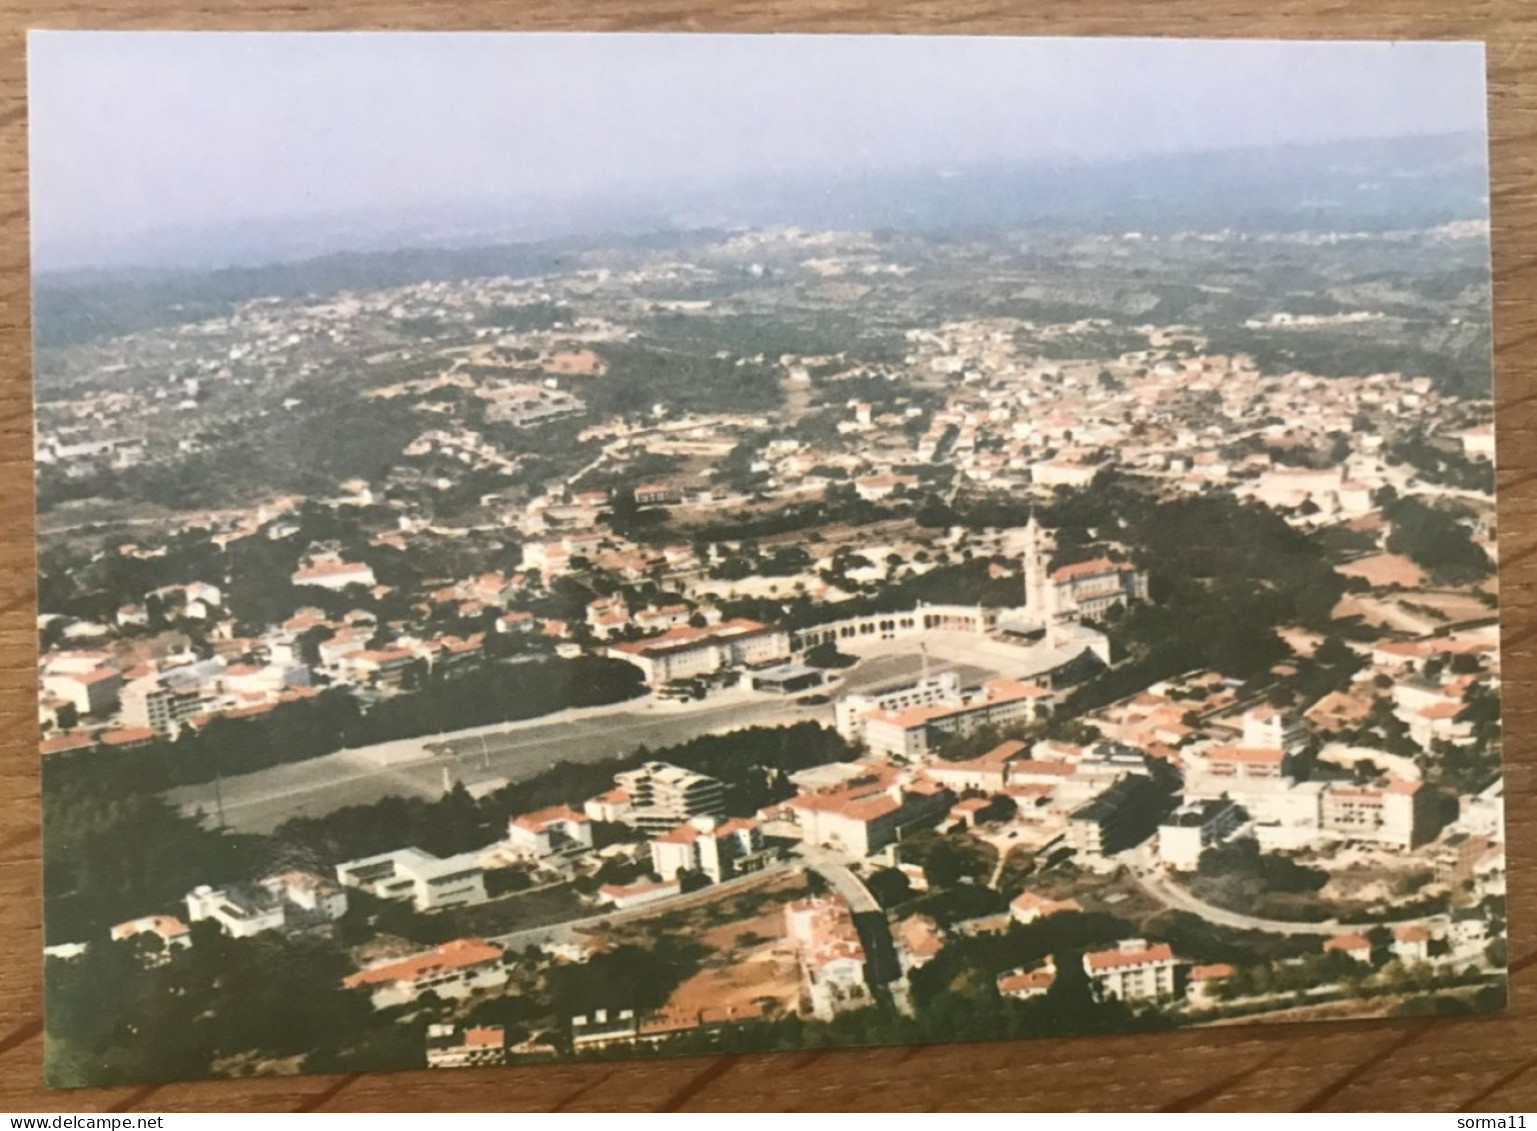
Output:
[864,867,913,910]
[1384,496,1490,584]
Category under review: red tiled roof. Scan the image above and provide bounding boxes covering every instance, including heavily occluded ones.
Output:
[1051,558,1131,582]
[1207,745,1286,766]
[462,1026,505,1049]
[111,915,189,941]
[344,938,503,989]
[40,733,97,755]
[997,967,1055,994]
[513,805,589,832]
[100,727,158,746]
[1188,963,1235,982]
[1084,942,1176,971]
[1325,933,1372,954]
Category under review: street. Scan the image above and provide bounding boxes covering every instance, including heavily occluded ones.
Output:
[1125,853,1446,938]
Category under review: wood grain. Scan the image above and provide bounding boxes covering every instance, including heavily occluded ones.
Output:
[2,0,1536,1112]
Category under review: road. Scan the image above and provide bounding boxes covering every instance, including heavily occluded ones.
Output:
[798,846,903,991]
[1127,858,1445,937]
[488,861,796,953]
[169,692,831,834]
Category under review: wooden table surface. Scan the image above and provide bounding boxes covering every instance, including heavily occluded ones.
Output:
[2,0,1535,1113]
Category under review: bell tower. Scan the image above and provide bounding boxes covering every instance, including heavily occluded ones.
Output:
[1021,512,1054,631]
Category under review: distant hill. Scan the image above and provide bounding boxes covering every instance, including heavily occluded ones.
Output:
[32,131,1489,349]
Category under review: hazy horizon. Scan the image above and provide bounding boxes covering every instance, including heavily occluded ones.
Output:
[28,34,1489,272]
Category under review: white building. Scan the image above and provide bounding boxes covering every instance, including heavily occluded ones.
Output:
[184,870,348,938]
[335,846,488,911]
[785,896,869,1020]
[110,915,193,957]
[605,619,791,685]
[860,679,1054,760]
[597,877,682,911]
[344,937,507,1009]
[649,816,763,882]
[1319,778,1435,850]
[833,671,961,742]
[996,959,1056,1001]
[185,883,286,939]
[505,806,594,859]
[613,762,726,834]
[292,558,378,590]
[1083,939,1180,1002]
[1157,799,1246,870]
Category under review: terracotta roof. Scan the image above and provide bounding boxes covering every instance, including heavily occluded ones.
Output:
[1207,745,1286,766]
[1325,933,1372,954]
[654,824,703,845]
[40,733,97,755]
[294,560,373,579]
[462,1026,505,1049]
[100,727,158,746]
[111,915,189,941]
[344,938,503,989]
[599,878,678,899]
[512,805,589,832]
[1084,942,1176,971]
[997,966,1056,994]
[1010,891,1083,918]
[1051,558,1131,582]
[1188,963,1235,982]
[897,915,944,958]
[1008,760,1077,778]
[70,668,122,685]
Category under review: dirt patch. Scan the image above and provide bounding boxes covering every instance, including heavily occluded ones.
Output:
[664,943,803,1018]
[1337,553,1426,588]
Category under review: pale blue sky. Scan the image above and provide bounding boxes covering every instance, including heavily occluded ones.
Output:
[27,33,1488,267]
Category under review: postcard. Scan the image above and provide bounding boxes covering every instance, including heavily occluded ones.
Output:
[29,32,1504,1088]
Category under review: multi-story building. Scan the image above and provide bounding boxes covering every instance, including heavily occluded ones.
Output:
[185,882,286,938]
[335,846,488,911]
[1083,939,1180,1002]
[784,896,869,1020]
[1157,798,1246,870]
[996,959,1056,1001]
[505,806,594,859]
[614,762,726,834]
[1319,778,1436,849]
[1050,558,1149,620]
[859,679,1054,760]
[1066,776,1174,856]
[919,739,1029,793]
[773,764,953,858]
[649,816,764,882]
[343,937,507,1009]
[184,870,348,938]
[833,671,961,742]
[426,1024,507,1069]
[40,666,122,719]
[1241,705,1309,754]
[605,619,790,685]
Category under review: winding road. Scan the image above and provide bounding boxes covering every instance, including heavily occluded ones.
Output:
[1127,858,1445,937]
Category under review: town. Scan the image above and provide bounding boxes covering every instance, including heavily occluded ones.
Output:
[36,215,1505,1084]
